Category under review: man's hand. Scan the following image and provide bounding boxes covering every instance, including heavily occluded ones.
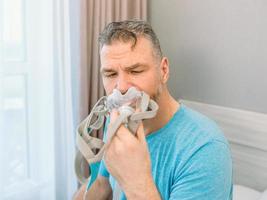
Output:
[104,110,161,199]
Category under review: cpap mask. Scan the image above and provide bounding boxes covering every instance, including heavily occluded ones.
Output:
[74,87,158,185]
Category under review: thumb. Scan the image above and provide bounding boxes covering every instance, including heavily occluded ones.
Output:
[136,121,146,143]
[106,109,119,142]
[110,109,119,124]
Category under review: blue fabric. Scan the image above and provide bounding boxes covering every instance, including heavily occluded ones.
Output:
[98,104,233,200]
[86,162,101,190]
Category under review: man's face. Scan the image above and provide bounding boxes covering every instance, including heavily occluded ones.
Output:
[100,37,165,101]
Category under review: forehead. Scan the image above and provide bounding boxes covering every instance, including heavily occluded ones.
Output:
[100,37,155,66]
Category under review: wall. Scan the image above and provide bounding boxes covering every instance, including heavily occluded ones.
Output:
[148,0,267,114]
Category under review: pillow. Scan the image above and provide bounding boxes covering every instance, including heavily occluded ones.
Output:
[233,185,261,200]
[259,189,267,200]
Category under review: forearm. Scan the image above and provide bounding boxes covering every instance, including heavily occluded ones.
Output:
[73,184,86,200]
[84,177,112,200]
[85,182,111,200]
[72,176,112,200]
[124,177,161,200]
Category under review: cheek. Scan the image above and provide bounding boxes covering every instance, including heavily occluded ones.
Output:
[102,79,115,95]
[137,72,161,94]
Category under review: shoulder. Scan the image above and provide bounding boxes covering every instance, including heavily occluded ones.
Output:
[169,105,233,199]
[172,104,229,148]
[147,104,231,154]
[162,104,232,170]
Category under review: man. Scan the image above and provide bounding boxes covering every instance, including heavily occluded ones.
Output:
[74,20,232,200]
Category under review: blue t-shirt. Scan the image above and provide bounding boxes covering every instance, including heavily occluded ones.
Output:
[98,104,233,200]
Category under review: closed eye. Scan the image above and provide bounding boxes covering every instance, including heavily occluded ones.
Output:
[103,72,117,78]
[130,70,144,75]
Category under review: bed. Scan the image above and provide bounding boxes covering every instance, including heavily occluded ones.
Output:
[181,100,267,200]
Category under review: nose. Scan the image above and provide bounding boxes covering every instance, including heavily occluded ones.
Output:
[115,73,132,94]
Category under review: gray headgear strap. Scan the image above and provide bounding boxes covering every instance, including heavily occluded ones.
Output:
[75,91,158,184]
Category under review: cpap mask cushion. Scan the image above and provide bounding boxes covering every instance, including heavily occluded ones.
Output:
[106,87,142,110]
[75,87,158,184]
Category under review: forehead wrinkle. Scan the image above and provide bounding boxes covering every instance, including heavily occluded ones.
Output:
[100,67,115,74]
[100,62,148,74]
[124,63,143,71]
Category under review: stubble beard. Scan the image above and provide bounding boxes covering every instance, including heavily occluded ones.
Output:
[151,83,163,103]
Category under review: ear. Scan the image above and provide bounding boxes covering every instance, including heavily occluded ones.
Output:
[159,57,170,83]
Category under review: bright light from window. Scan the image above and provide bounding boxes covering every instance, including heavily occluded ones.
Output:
[3,0,23,45]
[2,0,25,61]
[0,0,57,199]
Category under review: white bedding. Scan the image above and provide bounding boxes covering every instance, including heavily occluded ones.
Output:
[234,185,267,200]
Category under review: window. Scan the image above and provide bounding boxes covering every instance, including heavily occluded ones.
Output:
[0,0,57,199]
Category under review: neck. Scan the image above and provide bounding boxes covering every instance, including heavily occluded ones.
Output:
[143,87,179,136]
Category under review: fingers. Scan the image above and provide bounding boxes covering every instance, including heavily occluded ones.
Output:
[106,109,119,141]
[105,109,118,148]
[136,122,146,144]
[106,109,135,148]
[110,109,119,124]
[108,108,136,142]
[115,124,136,142]
[105,125,133,157]
[104,134,122,162]
[107,106,146,147]
[134,107,147,144]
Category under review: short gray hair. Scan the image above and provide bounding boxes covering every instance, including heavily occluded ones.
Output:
[98,20,163,60]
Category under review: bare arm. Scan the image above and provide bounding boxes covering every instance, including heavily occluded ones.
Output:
[73,183,86,200]
[73,176,112,200]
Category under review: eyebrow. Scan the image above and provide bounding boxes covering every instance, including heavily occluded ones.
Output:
[125,63,143,71]
[100,63,147,74]
[100,68,115,74]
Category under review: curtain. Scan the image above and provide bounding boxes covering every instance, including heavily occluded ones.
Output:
[53,0,77,199]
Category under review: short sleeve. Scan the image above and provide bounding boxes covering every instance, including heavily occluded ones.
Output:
[169,140,233,200]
